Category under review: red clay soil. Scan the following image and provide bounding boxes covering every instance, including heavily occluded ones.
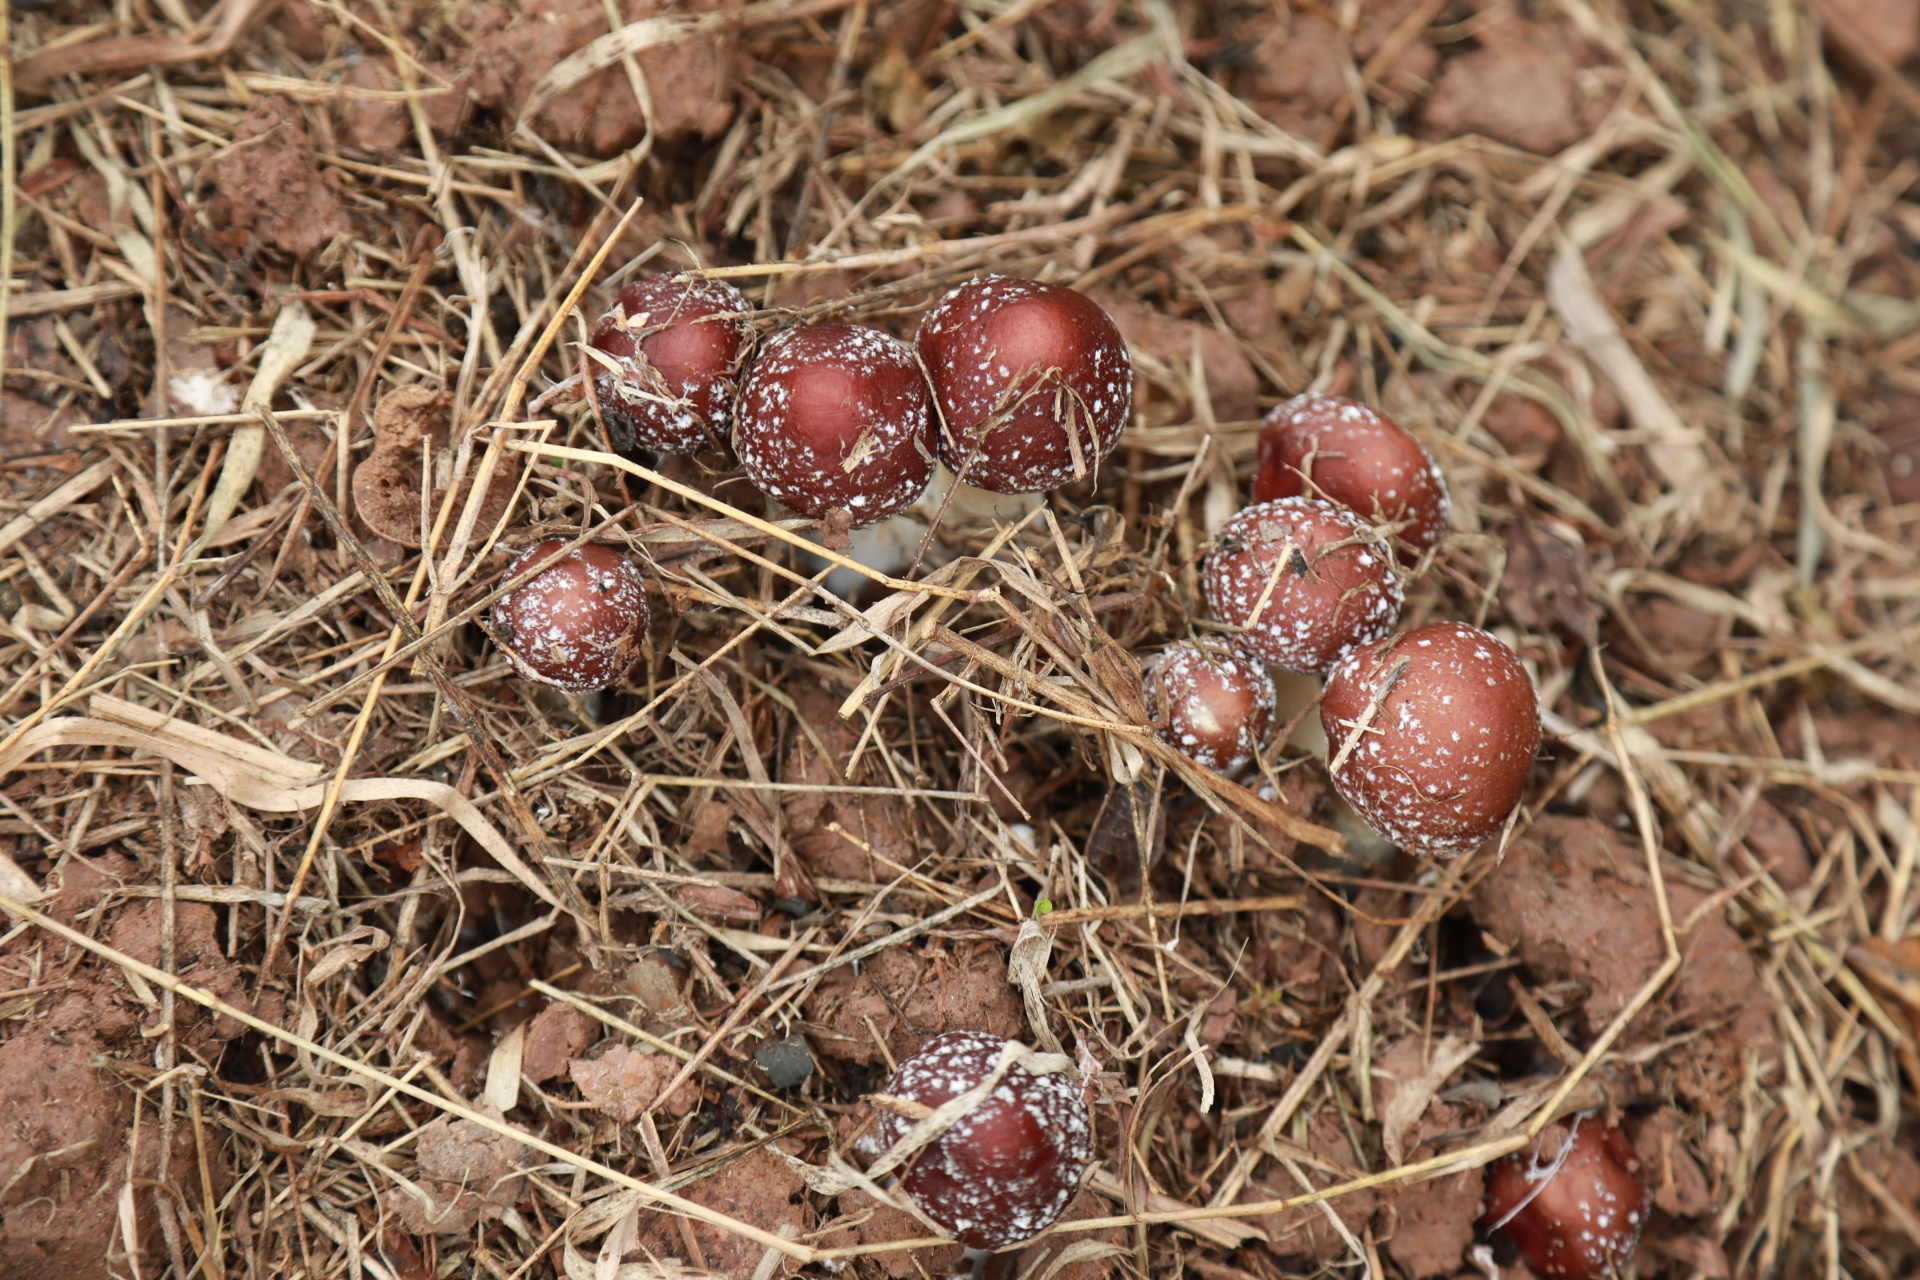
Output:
[383,1108,531,1235]
[568,1042,700,1121]
[635,1144,813,1278]
[197,96,347,261]
[0,858,251,1279]
[828,1188,965,1280]
[520,998,599,1083]
[1472,814,1776,1049]
[781,687,925,885]
[465,0,739,158]
[804,940,1026,1067]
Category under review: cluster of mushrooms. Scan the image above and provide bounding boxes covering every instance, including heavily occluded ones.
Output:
[488,270,1130,693]
[483,272,1645,1272]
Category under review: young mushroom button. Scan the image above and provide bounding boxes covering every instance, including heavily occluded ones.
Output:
[491,539,649,693]
[1143,645,1276,773]
[1319,621,1540,856]
[916,275,1132,494]
[1202,497,1403,676]
[586,274,751,455]
[1482,1116,1649,1280]
[734,323,935,528]
[1254,392,1451,560]
[868,1031,1093,1250]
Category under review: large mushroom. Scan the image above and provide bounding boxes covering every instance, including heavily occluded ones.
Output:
[1319,621,1540,856]
[917,275,1131,495]
[733,322,935,528]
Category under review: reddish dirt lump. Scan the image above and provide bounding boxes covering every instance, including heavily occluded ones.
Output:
[805,942,1026,1066]
[1471,815,1777,1047]
[465,0,739,157]
[197,96,347,260]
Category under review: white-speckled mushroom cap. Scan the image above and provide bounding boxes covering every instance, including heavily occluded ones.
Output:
[491,540,649,693]
[734,323,935,527]
[1143,645,1277,772]
[1254,392,1451,559]
[917,276,1131,495]
[1319,620,1540,856]
[1481,1115,1648,1279]
[588,274,752,455]
[869,1030,1093,1250]
[1202,497,1403,675]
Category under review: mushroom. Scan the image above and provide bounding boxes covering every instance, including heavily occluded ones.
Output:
[733,323,934,528]
[1255,392,1451,559]
[1319,620,1540,856]
[1143,645,1276,772]
[1202,497,1402,676]
[866,1030,1092,1250]
[490,539,649,693]
[1482,1115,1649,1279]
[916,275,1131,494]
[586,274,751,455]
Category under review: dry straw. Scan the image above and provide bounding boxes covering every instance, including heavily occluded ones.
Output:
[1,0,1916,1277]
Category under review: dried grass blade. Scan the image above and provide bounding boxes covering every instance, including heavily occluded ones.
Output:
[0,896,820,1263]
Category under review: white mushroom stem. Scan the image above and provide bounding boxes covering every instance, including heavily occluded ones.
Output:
[801,464,1045,599]
[1271,671,1328,755]
[1268,670,1398,864]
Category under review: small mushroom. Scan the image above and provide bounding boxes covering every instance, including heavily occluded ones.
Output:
[1319,620,1540,856]
[866,1030,1092,1250]
[490,539,648,693]
[916,275,1132,494]
[586,274,751,455]
[1143,645,1276,772]
[1482,1115,1648,1280]
[1254,392,1451,559]
[1202,497,1402,675]
[733,323,934,527]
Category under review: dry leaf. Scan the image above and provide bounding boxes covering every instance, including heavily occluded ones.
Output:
[1378,1034,1480,1166]
[597,1204,640,1280]
[1008,919,1063,1054]
[486,1022,528,1114]
[304,925,390,985]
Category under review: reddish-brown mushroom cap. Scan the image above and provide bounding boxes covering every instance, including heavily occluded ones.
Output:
[868,1030,1093,1250]
[1319,620,1540,856]
[1143,645,1276,772]
[1254,393,1451,558]
[1482,1116,1649,1280]
[1202,497,1403,676]
[491,539,649,693]
[734,323,934,526]
[587,274,751,455]
[917,275,1132,494]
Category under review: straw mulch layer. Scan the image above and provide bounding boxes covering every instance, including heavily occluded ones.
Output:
[3,0,1918,1278]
